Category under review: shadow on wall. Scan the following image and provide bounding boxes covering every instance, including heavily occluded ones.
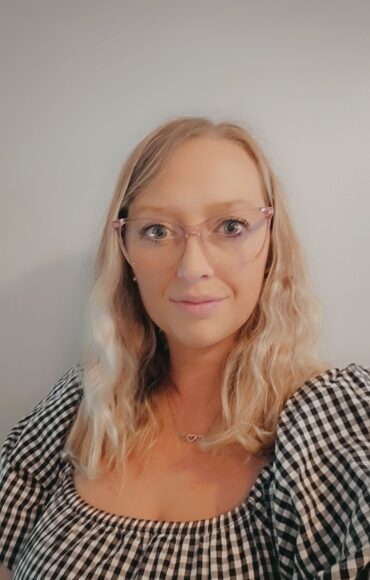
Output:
[0,253,94,444]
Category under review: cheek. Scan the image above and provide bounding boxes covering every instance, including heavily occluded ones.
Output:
[134,279,168,328]
[233,260,266,313]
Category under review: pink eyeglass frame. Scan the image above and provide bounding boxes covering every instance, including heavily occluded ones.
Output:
[112,206,274,265]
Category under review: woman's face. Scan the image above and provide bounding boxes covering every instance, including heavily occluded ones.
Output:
[128,136,271,352]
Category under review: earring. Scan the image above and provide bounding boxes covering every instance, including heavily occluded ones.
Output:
[132,275,137,282]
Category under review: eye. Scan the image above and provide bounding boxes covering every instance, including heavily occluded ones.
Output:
[139,223,172,242]
[218,217,251,236]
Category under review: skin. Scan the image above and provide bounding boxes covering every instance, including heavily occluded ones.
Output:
[128,136,270,433]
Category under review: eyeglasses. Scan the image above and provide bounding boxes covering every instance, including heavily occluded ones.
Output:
[112,206,274,274]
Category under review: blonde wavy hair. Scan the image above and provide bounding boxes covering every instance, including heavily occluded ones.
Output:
[64,115,331,479]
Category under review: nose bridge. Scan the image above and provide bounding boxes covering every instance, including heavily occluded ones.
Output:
[184,230,203,242]
[182,220,209,250]
[176,221,214,277]
[183,220,205,241]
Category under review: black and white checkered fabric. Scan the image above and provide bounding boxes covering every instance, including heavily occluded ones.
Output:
[1,362,369,579]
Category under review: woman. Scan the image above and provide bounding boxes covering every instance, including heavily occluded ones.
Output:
[1,116,369,579]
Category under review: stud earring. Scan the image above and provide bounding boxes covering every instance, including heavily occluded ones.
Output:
[132,275,137,282]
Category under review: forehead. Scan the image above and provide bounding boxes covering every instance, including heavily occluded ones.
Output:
[129,137,265,218]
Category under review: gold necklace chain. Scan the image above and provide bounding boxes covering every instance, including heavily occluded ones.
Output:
[165,382,220,444]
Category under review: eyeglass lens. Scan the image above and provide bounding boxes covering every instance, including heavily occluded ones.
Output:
[119,209,271,272]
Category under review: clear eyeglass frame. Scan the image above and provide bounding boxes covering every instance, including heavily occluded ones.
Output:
[112,206,274,271]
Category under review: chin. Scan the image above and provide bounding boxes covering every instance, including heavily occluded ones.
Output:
[169,331,235,351]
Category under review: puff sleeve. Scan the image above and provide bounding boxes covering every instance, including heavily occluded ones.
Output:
[269,363,370,579]
[0,363,83,571]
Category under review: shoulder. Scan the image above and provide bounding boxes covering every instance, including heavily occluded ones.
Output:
[1,361,83,487]
[275,362,369,464]
[269,363,370,577]
[0,363,83,570]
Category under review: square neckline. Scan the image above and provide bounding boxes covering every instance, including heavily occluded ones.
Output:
[60,458,274,536]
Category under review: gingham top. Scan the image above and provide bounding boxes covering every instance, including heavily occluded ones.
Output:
[1,362,369,579]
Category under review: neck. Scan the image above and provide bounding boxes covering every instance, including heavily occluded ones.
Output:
[164,334,234,412]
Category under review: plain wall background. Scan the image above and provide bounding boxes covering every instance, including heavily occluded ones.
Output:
[1,0,369,444]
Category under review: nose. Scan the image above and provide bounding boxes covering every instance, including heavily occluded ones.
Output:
[176,232,216,281]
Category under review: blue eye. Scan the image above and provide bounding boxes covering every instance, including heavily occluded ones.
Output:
[140,223,172,242]
[218,217,251,236]
[145,224,165,237]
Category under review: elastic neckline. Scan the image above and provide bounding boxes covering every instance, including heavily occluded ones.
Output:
[61,458,273,536]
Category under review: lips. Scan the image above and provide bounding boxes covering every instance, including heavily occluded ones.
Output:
[171,296,225,304]
[171,298,226,315]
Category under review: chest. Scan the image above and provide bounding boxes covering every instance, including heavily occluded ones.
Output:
[74,443,268,523]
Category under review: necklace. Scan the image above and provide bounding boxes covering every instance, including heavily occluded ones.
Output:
[165,380,220,444]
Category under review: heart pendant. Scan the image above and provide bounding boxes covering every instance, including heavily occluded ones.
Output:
[184,433,205,443]
[185,434,198,443]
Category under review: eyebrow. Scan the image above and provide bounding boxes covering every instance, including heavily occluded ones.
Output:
[132,199,256,215]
